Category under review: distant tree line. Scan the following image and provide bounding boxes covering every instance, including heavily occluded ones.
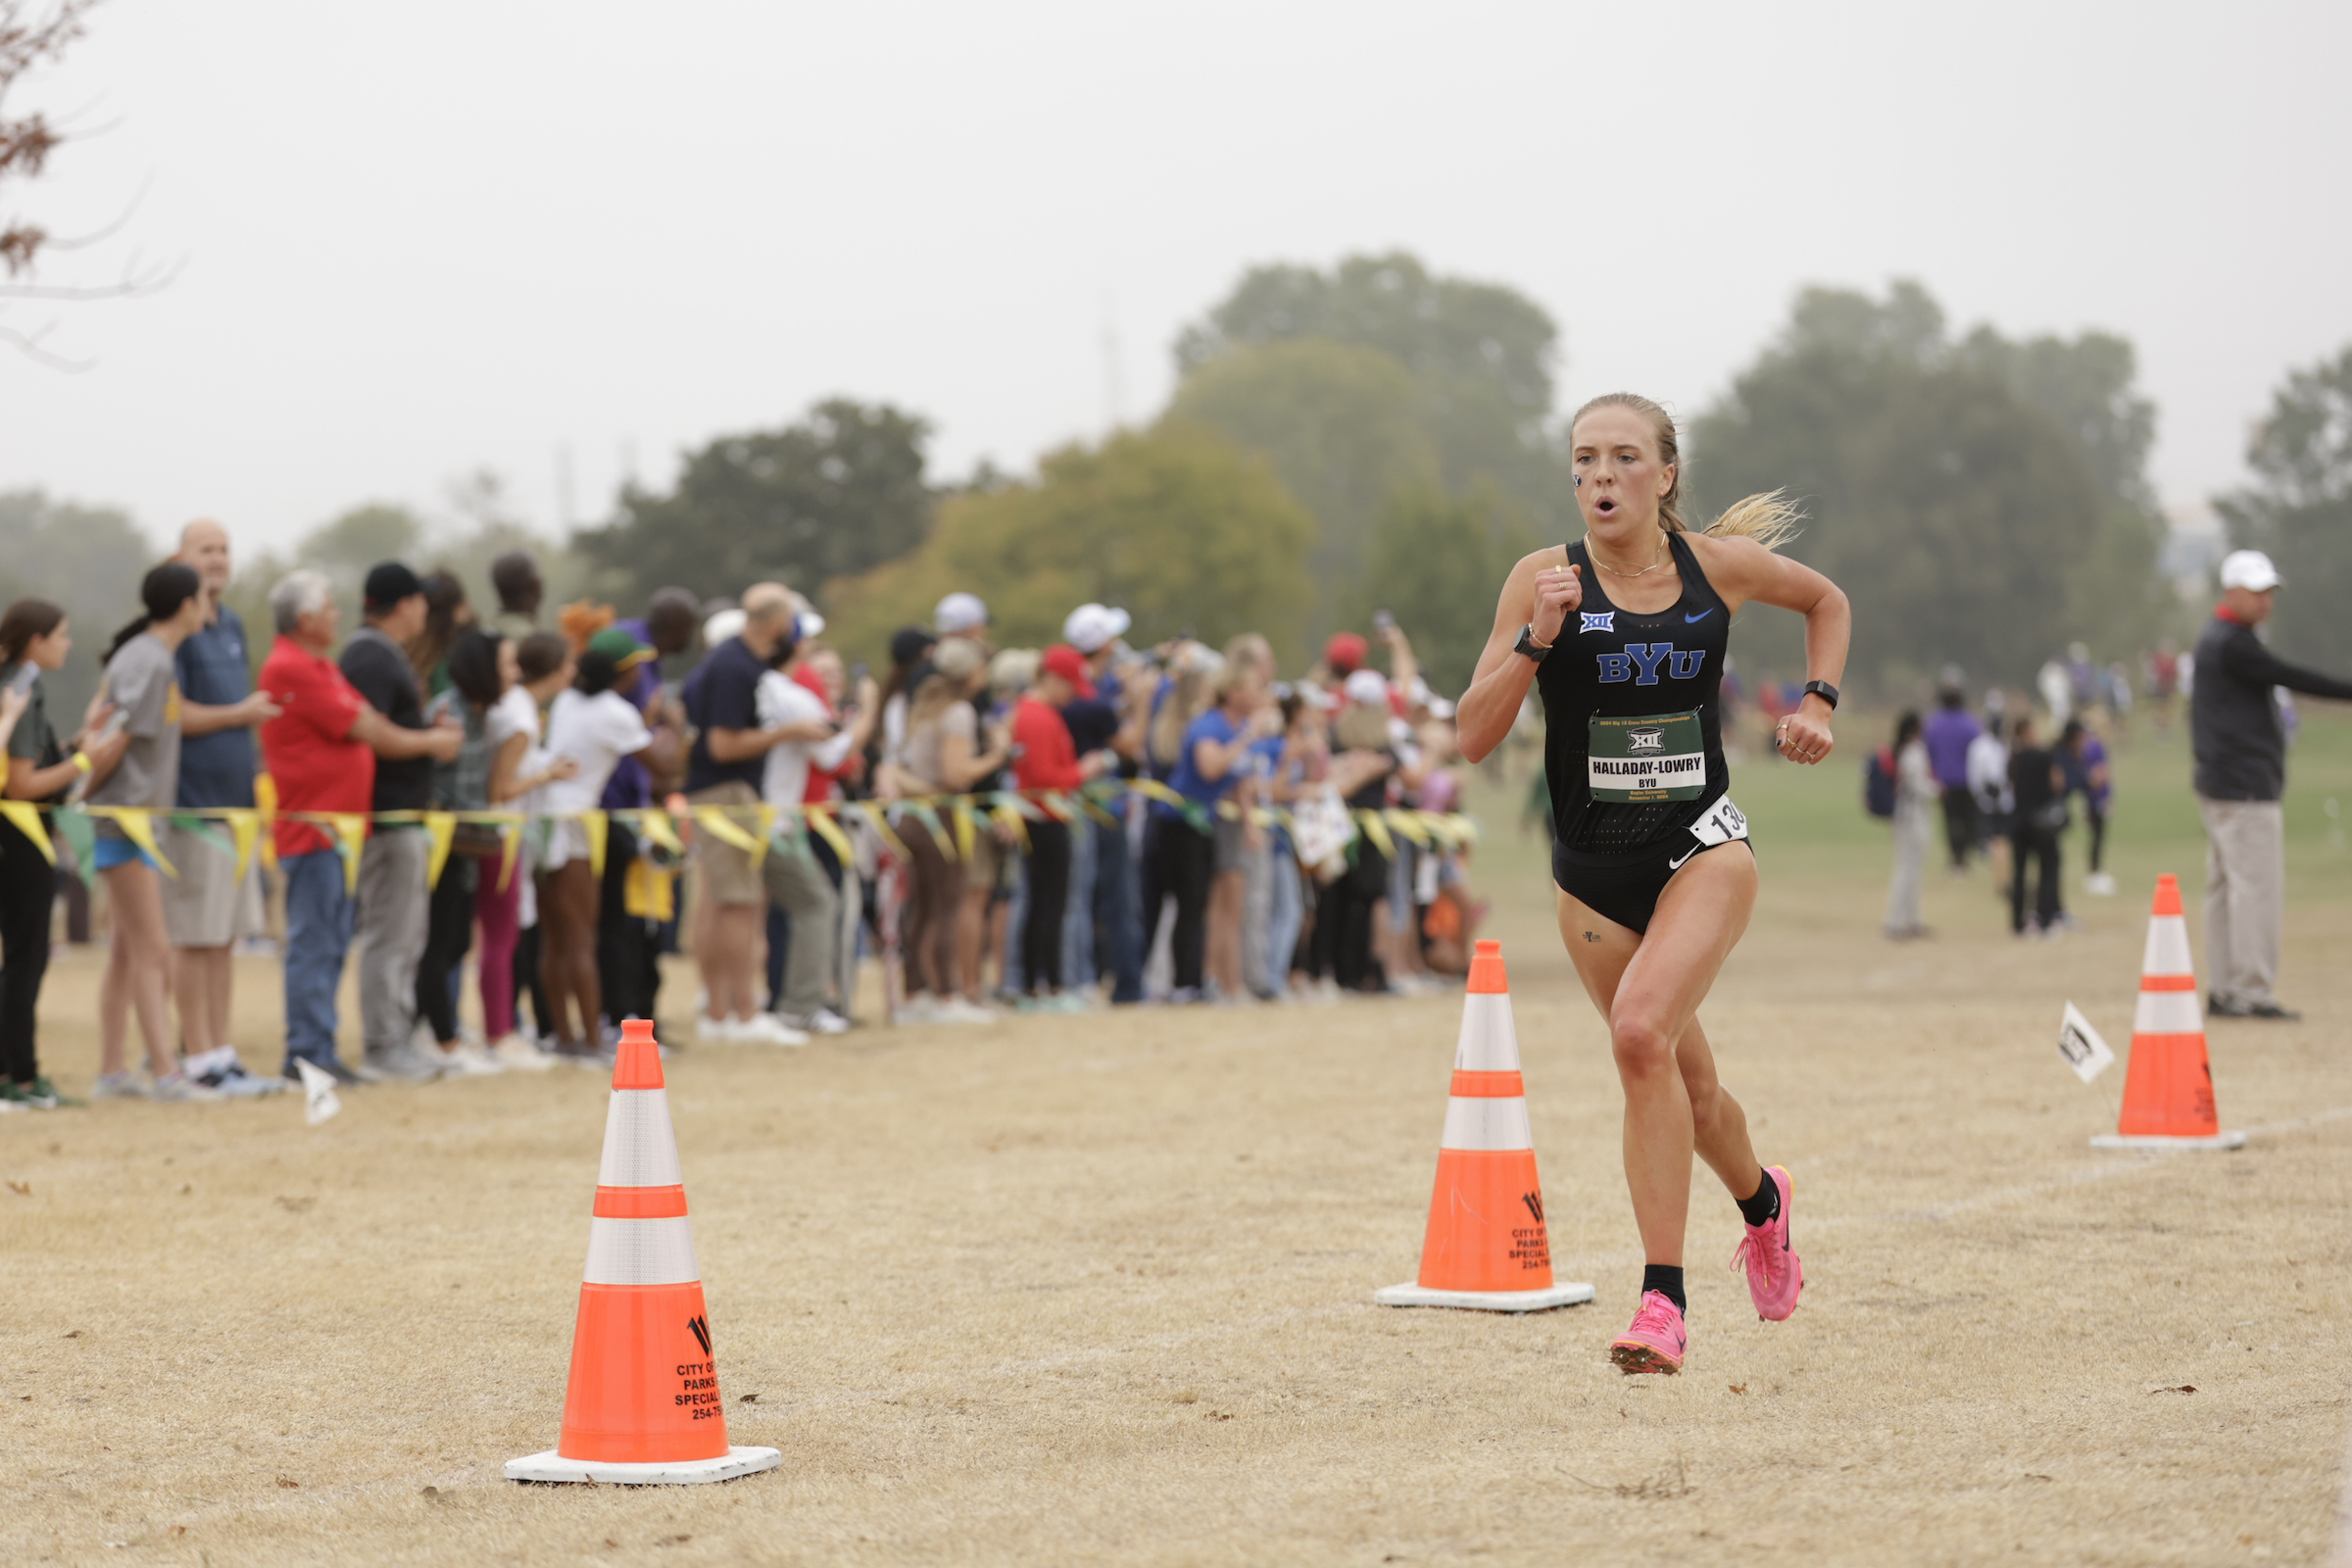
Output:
[2216,344,2352,671]
[29,252,2348,706]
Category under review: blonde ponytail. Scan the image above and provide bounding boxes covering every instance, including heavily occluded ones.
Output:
[1569,392,1804,553]
[1704,488,1804,552]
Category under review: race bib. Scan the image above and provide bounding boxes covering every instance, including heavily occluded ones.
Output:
[1687,795,1748,850]
[1587,711,1706,803]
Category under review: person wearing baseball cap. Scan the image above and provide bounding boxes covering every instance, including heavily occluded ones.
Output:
[1053,610,1147,1004]
[1061,603,1131,658]
[1323,632,1368,679]
[1010,645,1113,1009]
[2191,548,2352,1018]
[935,591,990,637]
[336,562,466,1081]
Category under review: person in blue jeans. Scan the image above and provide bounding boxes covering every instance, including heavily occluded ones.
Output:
[259,569,459,1085]
[1058,612,1145,1002]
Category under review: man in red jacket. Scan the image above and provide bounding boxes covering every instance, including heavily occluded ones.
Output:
[1011,645,1110,1008]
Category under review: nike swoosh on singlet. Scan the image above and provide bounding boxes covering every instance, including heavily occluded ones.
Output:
[1685,609,1715,623]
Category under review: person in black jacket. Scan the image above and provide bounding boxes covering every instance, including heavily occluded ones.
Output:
[2005,715,2067,937]
[2191,550,2352,1018]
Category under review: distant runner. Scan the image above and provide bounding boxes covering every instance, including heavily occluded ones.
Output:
[1455,392,1853,1374]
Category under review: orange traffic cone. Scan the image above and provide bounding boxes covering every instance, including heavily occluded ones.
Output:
[1376,941,1594,1311]
[507,1019,783,1483]
[2091,875,2245,1152]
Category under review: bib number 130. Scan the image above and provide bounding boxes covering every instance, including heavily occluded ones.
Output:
[1690,798,1748,850]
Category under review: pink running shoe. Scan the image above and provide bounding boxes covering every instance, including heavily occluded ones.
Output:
[1609,1290,1687,1375]
[1730,1164,1803,1321]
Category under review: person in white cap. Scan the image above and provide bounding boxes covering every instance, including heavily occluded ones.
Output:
[1061,603,1132,662]
[935,592,990,637]
[2189,549,2352,1019]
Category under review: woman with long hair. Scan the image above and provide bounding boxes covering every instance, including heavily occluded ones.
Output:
[408,569,473,697]
[1138,641,1221,992]
[885,637,1006,1023]
[88,563,219,1100]
[1455,392,1851,1375]
[480,631,577,1059]
[414,627,511,1073]
[0,598,95,1107]
[537,633,654,1059]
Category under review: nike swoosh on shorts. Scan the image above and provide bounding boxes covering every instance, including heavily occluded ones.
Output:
[1668,845,1698,869]
[1685,609,1715,623]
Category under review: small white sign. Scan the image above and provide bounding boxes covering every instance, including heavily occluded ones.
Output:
[2058,1003,2116,1084]
[293,1058,342,1127]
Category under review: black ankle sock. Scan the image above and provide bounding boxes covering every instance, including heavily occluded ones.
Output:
[1640,1264,1687,1314]
[1736,1169,1781,1228]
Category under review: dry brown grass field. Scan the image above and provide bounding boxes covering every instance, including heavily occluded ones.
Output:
[4,717,2350,1566]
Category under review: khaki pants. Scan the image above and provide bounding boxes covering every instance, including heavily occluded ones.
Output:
[2198,796,2283,1008]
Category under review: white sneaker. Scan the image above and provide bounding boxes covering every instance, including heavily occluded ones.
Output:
[895,995,940,1025]
[742,1013,810,1047]
[935,998,997,1026]
[149,1069,226,1103]
[488,1033,557,1072]
[92,1071,146,1100]
[782,1007,852,1036]
[432,1043,507,1077]
[697,1013,745,1045]
[2085,872,2117,897]
[186,1046,287,1098]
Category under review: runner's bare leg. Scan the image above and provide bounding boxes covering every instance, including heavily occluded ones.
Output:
[1555,846,1761,1266]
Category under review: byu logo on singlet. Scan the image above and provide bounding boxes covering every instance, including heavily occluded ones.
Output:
[1627,728,1666,753]
[1579,611,1615,634]
[1594,643,1709,686]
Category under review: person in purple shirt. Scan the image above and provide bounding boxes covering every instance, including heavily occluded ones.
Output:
[1920,675,1984,871]
[595,588,700,1027]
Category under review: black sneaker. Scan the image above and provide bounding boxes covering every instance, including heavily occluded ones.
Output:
[284,1057,365,1089]
[2207,994,2252,1018]
[2241,1001,2301,1020]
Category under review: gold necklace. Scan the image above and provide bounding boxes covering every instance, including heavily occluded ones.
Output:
[1588,530,1671,579]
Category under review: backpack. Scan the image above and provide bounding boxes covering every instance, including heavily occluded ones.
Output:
[1864,748,1897,819]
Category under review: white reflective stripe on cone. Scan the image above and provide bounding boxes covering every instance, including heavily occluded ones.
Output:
[2133,990,2204,1036]
[1451,994,1523,1073]
[2141,915,2193,979]
[1440,1095,1534,1152]
[598,1090,684,1188]
[582,1216,702,1286]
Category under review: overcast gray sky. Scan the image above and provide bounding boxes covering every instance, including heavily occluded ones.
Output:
[2,0,2344,553]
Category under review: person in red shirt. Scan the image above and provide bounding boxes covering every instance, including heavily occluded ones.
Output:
[1011,645,1108,1008]
[258,568,460,1085]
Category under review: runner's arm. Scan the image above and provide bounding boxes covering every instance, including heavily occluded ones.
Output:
[1696,534,1851,763]
[1456,548,1578,764]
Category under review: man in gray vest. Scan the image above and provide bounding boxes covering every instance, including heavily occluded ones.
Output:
[2190,549,2352,1018]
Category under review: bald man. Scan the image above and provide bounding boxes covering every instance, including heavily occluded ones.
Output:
[680,581,811,1044]
[168,520,282,1093]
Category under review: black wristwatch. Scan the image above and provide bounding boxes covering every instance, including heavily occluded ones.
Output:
[1801,679,1840,710]
[1513,624,1552,663]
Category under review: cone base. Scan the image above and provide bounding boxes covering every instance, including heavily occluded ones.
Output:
[1374,1281,1595,1312]
[505,1446,782,1486]
[2090,1131,2247,1151]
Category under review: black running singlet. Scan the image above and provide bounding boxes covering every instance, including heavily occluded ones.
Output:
[1536,531,1733,859]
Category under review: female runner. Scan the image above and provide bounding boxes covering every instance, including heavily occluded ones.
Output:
[1455,393,1850,1374]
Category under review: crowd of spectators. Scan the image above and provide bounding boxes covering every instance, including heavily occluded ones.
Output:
[0,527,1487,1109]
